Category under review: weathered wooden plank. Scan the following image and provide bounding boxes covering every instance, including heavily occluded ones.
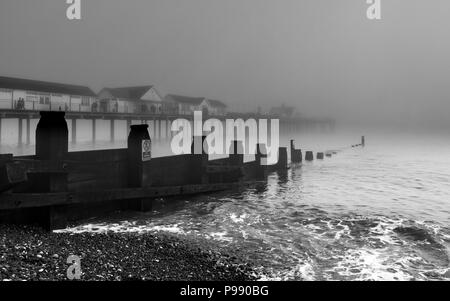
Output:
[0,160,29,192]
[0,183,243,210]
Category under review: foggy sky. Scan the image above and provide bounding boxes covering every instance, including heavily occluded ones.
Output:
[1,0,450,130]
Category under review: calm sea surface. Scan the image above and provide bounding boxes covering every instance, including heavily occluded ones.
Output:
[6,129,450,280]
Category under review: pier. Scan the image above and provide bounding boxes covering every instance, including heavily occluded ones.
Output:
[0,111,347,231]
[0,109,335,146]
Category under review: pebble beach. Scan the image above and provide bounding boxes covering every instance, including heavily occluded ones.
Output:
[0,225,256,281]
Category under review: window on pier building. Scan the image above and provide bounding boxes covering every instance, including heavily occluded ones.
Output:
[81,96,90,106]
[39,95,50,105]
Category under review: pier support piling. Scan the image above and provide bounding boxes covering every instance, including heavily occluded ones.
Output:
[110,119,115,142]
[26,117,31,145]
[18,118,23,146]
[71,119,77,143]
[92,119,96,143]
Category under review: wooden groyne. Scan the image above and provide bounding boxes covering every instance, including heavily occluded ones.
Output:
[0,112,288,230]
[0,112,362,231]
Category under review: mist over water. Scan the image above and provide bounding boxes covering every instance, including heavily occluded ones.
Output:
[52,129,450,281]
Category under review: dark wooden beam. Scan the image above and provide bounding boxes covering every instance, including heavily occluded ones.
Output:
[0,182,247,210]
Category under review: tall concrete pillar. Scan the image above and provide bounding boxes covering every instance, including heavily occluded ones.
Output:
[92,119,96,143]
[110,119,115,142]
[18,118,23,146]
[126,119,132,135]
[71,119,77,144]
[26,117,31,145]
[166,118,169,140]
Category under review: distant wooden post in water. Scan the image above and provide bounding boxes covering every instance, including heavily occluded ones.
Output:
[277,147,288,169]
[290,140,302,163]
[305,151,314,161]
[361,136,365,147]
[317,152,324,160]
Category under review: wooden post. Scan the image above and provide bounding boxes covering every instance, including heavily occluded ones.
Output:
[317,152,324,160]
[290,140,295,158]
[191,135,209,184]
[127,124,152,212]
[0,117,2,145]
[361,136,365,147]
[278,147,288,169]
[229,140,244,167]
[127,124,150,188]
[290,140,302,163]
[255,143,267,179]
[33,111,69,230]
[305,151,314,161]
